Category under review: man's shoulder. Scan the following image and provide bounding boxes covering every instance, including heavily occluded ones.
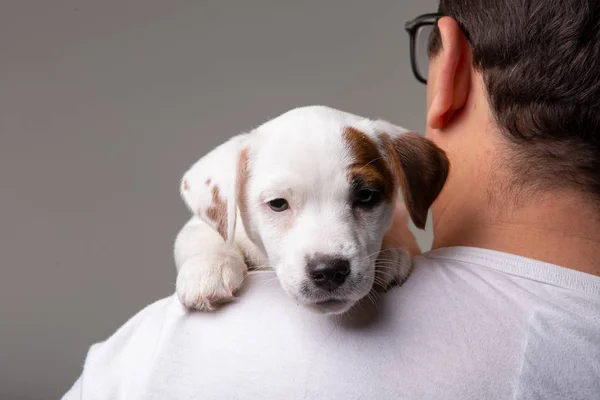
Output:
[64,247,600,400]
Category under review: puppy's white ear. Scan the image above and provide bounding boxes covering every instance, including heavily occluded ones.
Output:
[375,123,450,229]
[180,134,251,244]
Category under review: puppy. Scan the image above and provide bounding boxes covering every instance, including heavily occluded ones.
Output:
[174,106,448,315]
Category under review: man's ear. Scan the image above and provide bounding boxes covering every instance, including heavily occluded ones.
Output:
[180,133,251,244]
[377,127,449,229]
[427,16,471,130]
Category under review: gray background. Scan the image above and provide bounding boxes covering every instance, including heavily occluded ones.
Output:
[0,0,437,398]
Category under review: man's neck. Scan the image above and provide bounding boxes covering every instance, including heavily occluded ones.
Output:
[432,190,600,277]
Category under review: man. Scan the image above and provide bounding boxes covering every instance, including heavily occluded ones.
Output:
[63,1,600,398]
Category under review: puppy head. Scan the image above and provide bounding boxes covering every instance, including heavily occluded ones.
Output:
[181,106,449,314]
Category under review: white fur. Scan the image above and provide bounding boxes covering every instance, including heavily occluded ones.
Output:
[174,106,419,315]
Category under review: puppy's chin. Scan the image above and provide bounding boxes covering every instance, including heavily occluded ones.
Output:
[306,299,355,315]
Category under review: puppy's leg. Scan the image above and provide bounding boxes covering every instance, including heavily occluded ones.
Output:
[374,200,421,290]
[374,240,412,291]
[174,216,247,311]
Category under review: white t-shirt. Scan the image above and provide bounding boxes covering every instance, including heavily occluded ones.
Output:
[62,246,600,400]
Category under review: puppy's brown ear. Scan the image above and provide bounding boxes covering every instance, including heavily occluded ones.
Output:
[180,133,251,243]
[381,132,449,229]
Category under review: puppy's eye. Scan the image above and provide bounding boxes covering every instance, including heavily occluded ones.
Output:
[268,198,289,212]
[354,188,381,208]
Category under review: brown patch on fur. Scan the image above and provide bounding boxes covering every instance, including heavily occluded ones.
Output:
[235,147,265,253]
[342,127,395,202]
[380,132,449,229]
[205,178,211,186]
[206,186,228,240]
[236,148,250,220]
[182,179,189,191]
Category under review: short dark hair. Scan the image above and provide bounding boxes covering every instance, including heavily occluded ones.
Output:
[429,0,600,200]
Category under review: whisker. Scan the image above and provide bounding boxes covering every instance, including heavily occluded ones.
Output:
[375,259,401,265]
[374,271,397,281]
[373,276,393,285]
[375,262,401,269]
[355,156,385,175]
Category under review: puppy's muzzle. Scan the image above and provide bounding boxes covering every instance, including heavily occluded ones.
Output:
[306,255,351,292]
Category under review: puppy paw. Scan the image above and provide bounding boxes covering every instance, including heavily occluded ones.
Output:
[176,248,247,311]
[374,247,413,292]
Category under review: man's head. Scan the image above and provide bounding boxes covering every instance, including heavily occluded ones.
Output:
[413,1,600,223]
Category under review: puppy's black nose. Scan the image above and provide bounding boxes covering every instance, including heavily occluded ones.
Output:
[307,255,351,292]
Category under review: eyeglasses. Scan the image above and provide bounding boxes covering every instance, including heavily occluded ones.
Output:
[404,13,443,84]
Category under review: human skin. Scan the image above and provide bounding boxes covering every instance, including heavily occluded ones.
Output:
[423,16,600,277]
